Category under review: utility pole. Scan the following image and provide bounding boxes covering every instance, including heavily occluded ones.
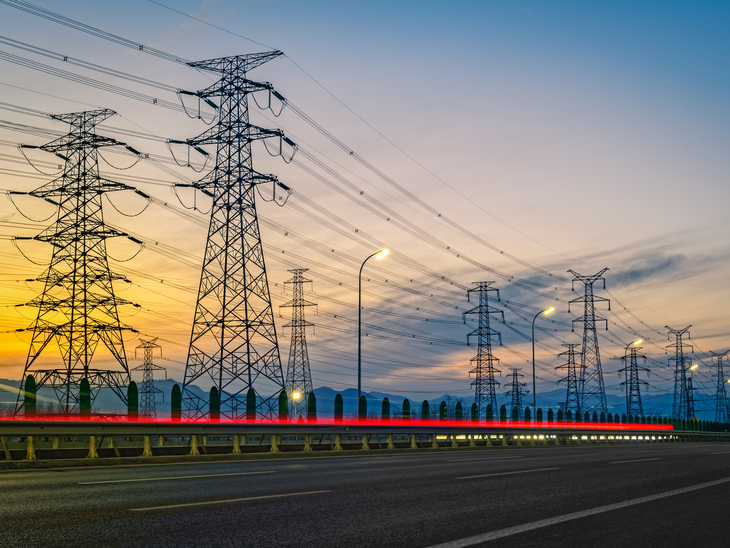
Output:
[463,281,504,420]
[12,109,143,413]
[710,351,729,424]
[556,343,583,417]
[617,344,650,417]
[568,268,610,416]
[505,368,528,421]
[280,268,316,420]
[132,338,166,418]
[173,51,294,420]
[667,326,692,421]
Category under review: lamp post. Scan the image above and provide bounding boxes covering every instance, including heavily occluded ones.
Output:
[358,249,389,403]
[531,307,555,418]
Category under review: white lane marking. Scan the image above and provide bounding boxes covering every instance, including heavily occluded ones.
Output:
[78,471,275,485]
[709,451,730,455]
[609,458,661,464]
[448,456,524,462]
[426,476,730,547]
[130,490,330,511]
[457,467,560,479]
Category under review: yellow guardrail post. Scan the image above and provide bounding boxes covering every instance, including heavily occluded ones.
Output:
[469,435,476,447]
[431,434,439,449]
[270,434,279,453]
[387,434,395,450]
[142,435,153,457]
[304,434,312,452]
[451,435,458,448]
[361,434,370,450]
[1,436,10,460]
[189,434,200,455]
[52,436,60,450]
[334,434,342,451]
[410,434,417,449]
[108,436,120,457]
[25,436,36,461]
[232,434,241,454]
[87,435,98,459]
[158,436,165,448]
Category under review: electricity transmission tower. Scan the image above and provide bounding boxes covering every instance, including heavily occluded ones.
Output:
[505,368,528,420]
[568,268,610,416]
[280,268,316,419]
[132,338,166,418]
[175,52,294,420]
[617,345,650,417]
[556,343,583,416]
[463,282,504,420]
[710,351,730,423]
[667,326,693,420]
[12,109,143,412]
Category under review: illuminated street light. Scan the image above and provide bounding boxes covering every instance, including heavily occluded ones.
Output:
[690,364,699,371]
[358,250,389,403]
[292,392,301,401]
[532,307,555,417]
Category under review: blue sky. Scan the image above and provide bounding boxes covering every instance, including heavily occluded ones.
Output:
[0,0,728,417]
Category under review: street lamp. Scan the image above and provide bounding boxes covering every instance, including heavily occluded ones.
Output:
[358,249,389,403]
[531,307,555,417]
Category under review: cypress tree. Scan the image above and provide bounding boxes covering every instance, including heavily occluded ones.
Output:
[126,381,137,420]
[24,375,37,417]
[170,384,181,421]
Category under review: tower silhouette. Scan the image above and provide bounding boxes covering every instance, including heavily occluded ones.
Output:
[667,326,692,420]
[556,343,583,416]
[710,351,730,424]
[12,109,142,412]
[175,52,294,420]
[568,268,610,415]
[132,338,166,418]
[280,268,316,419]
[463,281,504,419]
[617,344,650,417]
[505,368,528,421]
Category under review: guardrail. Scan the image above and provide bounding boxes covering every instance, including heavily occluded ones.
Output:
[1,419,728,462]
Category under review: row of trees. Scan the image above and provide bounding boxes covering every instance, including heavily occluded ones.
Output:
[16,382,729,433]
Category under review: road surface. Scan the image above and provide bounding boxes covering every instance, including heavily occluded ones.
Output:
[1,443,728,547]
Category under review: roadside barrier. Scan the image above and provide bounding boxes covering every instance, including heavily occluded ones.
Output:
[0,419,727,462]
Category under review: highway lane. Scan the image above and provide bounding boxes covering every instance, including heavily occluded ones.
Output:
[1,443,728,547]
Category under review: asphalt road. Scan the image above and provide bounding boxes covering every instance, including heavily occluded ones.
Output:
[1,443,729,547]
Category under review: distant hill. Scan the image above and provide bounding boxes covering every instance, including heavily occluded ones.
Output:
[0,377,702,419]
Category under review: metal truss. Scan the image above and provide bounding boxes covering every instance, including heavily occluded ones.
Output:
[568,268,610,416]
[13,109,141,413]
[463,281,504,420]
[667,326,693,420]
[175,52,293,420]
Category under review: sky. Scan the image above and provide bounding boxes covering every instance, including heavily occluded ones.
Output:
[0,0,728,417]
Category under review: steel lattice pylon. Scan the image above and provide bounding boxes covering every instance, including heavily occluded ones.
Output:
[617,345,649,417]
[667,326,692,420]
[177,51,292,420]
[463,282,504,420]
[505,367,528,420]
[710,351,730,423]
[280,268,316,420]
[568,268,610,416]
[131,338,166,418]
[12,109,140,413]
[556,343,583,415]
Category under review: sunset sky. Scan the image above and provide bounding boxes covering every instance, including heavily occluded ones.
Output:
[0,1,728,416]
